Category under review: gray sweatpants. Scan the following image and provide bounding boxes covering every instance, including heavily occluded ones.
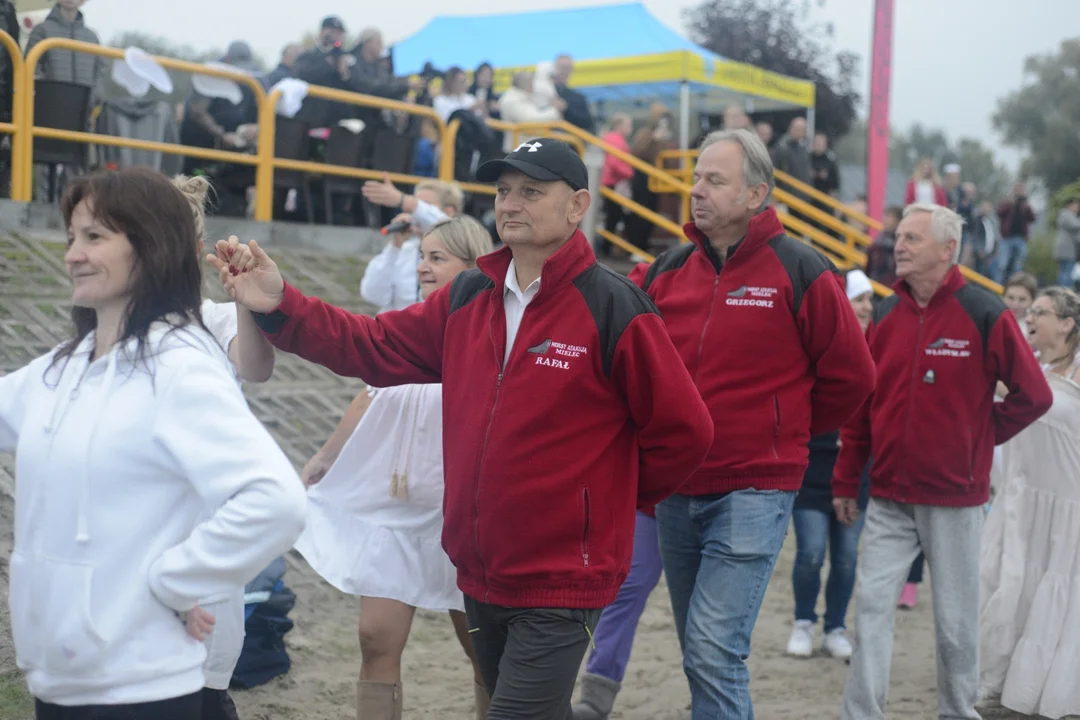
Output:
[841,497,983,720]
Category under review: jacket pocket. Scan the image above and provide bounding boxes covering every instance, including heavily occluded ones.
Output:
[771,395,782,459]
[581,487,591,568]
[15,555,108,677]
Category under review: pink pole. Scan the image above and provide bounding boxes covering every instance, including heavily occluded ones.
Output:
[867,0,895,224]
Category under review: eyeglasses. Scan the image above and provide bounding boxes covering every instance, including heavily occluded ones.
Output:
[1026,307,1057,318]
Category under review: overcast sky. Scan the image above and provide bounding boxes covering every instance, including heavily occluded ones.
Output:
[83,0,1074,169]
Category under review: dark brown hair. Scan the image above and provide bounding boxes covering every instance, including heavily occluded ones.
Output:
[50,167,207,377]
[1005,271,1038,302]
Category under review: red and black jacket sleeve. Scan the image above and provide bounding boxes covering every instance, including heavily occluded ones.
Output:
[833,320,876,500]
[575,265,713,510]
[251,279,448,386]
[769,236,876,434]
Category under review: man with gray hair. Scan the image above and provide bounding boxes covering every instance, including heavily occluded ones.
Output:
[634,128,875,718]
[832,203,1051,719]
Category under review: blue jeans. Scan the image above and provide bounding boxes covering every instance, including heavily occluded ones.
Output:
[993,236,1028,284]
[584,512,663,683]
[791,507,865,632]
[1059,260,1077,288]
[656,489,795,720]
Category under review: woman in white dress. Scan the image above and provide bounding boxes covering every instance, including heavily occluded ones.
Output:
[980,286,1080,719]
[293,217,493,720]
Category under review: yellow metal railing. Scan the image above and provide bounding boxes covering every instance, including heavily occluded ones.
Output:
[0,31,25,200]
[254,86,449,221]
[15,38,456,220]
[19,38,269,206]
[653,147,1003,296]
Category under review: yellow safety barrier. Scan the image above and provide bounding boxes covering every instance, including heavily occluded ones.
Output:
[0,31,24,200]
[599,186,685,239]
[486,118,586,157]
[596,228,655,263]
[20,38,268,207]
[255,86,449,221]
[655,149,884,238]
[773,169,882,235]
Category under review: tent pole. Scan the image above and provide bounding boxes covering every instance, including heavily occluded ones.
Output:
[679,82,691,152]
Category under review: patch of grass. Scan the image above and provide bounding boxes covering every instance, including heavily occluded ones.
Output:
[0,671,33,720]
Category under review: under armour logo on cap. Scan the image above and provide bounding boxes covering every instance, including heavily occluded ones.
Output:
[516,141,543,153]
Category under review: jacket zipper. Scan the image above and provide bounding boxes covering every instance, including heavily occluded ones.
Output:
[898,312,925,502]
[694,274,721,382]
[473,298,531,603]
[581,487,591,567]
[69,24,76,84]
[771,395,781,459]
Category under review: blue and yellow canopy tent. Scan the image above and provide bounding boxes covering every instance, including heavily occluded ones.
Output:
[390,2,816,148]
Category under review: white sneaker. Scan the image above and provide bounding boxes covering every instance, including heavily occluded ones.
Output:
[823,628,853,659]
[786,620,814,658]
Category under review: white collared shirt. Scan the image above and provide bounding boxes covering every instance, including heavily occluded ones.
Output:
[503,259,541,367]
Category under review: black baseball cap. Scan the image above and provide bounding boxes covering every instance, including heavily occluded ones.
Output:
[476,138,588,191]
[321,16,346,32]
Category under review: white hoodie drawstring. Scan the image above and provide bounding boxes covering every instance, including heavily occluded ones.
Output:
[75,349,118,544]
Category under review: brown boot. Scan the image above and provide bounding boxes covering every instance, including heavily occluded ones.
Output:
[474,679,491,719]
[356,680,402,720]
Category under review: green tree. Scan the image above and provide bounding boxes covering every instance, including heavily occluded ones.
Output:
[834,120,1011,201]
[683,0,861,140]
[994,38,1080,194]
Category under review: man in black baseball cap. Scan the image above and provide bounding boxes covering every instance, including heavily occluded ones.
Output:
[230,134,713,718]
[320,15,346,41]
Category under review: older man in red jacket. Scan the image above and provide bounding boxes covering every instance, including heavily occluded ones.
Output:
[636,128,875,719]
[833,203,1052,720]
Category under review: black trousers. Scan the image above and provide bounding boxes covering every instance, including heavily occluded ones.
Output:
[465,596,601,720]
[201,688,240,720]
[35,691,202,720]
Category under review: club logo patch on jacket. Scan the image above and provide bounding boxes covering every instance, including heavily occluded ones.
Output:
[925,337,972,358]
[725,285,778,308]
[528,337,588,370]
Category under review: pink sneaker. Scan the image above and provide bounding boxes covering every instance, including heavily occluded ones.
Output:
[898,582,918,609]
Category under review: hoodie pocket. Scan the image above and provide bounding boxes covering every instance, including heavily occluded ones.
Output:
[581,488,591,568]
[7,552,37,669]
[771,395,782,459]
[15,555,108,677]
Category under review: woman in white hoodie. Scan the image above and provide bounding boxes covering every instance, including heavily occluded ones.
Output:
[0,167,306,720]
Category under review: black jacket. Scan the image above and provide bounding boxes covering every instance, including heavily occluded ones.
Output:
[810,150,839,195]
[556,85,593,133]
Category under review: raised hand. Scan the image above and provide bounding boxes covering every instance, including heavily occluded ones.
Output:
[206,237,285,314]
[362,172,404,209]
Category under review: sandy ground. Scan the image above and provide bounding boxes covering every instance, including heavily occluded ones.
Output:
[0,461,943,720]
[240,532,941,719]
[0,478,944,719]
[0,485,943,719]
[4,484,946,720]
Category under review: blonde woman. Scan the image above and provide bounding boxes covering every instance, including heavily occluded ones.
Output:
[904,157,947,206]
[291,217,493,720]
[980,287,1080,719]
